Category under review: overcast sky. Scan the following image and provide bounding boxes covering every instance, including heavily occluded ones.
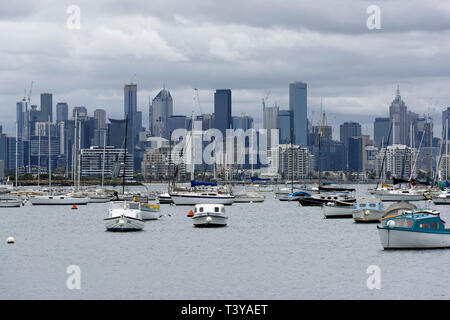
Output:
[1,0,450,139]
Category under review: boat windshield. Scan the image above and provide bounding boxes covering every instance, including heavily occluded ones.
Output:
[128,202,140,210]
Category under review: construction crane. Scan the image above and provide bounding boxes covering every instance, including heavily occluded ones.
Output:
[27,81,33,110]
[194,88,203,115]
[262,90,270,110]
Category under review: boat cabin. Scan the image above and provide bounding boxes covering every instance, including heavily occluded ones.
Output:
[380,211,449,233]
[356,198,384,211]
[194,204,225,215]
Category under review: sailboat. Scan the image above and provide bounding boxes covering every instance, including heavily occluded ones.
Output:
[29,119,89,206]
[104,116,144,231]
[300,112,356,207]
[168,103,234,206]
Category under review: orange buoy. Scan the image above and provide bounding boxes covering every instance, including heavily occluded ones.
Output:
[72,205,78,210]
[187,210,194,217]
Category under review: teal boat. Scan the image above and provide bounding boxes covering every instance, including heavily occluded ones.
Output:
[377,209,450,249]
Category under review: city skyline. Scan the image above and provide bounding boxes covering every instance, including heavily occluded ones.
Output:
[1,1,450,138]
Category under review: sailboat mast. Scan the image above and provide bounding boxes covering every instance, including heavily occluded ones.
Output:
[122,115,129,195]
[318,112,325,189]
[15,121,18,188]
[38,127,41,187]
[101,129,106,188]
[48,116,52,188]
[290,127,294,193]
[446,118,448,181]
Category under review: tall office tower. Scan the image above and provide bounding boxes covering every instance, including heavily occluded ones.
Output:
[232,113,253,131]
[340,121,362,169]
[214,89,232,139]
[151,89,173,139]
[415,117,433,148]
[168,115,190,135]
[136,111,143,132]
[374,117,390,148]
[124,83,138,137]
[348,136,366,172]
[16,101,26,138]
[389,85,408,145]
[72,106,88,120]
[94,109,107,129]
[28,105,41,137]
[107,118,133,154]
[289,82,307,146]
[277,110,293,144]
[56,102,69,123]
[263,104,279,132]
[442,107,450,138]
[196,114,214,131]
[40,93,53,122]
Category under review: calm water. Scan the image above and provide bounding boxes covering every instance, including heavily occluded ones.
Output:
[1,184,450,299]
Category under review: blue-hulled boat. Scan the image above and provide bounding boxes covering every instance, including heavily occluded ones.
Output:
[278,191,311,202]
[377,209,450,249]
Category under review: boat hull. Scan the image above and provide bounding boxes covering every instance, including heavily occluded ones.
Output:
[432,198,450,205]
[141,204,160,220]
[322,204,355,218]
[30,197,89,205]
[233,195,265,203]
[377,227,450,249]
[104,216,144,231]
[352,209,384,223]
[88,197,112,203]
[192,214,228,227]
[170,194,234,206]
[0,200,22,207]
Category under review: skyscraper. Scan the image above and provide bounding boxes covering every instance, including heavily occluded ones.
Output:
[389,86,408,145]
[348,136,366,172]
[277,110,293,144]
[232,113,253,131]
[289,82,307,146]
[16,101,26,138]
[40,93,53,122]
[374,117,390,148]
[214,89,232,138]
[150,89,173,139]
[124,83,138,134]
[56,102,68,123]
[340,121,362,169]
[94,109,107,129]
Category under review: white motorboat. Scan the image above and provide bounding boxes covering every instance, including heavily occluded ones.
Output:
[352,197,385,223]
[432,190,450,205]
[233,191,265,203]
[192,204,228,227]
[370,186,426,201]
[29,195,89,205]
[170,186,235,206]
[88,194,113,203]
[157,192,173,204]
[322,201,356,219]
[139,201,160,220]
[104,201,144,231]
[377,209,450,249]
[0,198,23,208]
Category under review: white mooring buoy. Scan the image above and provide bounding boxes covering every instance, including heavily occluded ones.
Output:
[7,237,15,244]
